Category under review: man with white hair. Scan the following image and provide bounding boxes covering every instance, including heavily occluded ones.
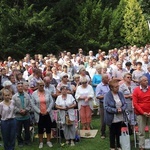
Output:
[96,74,110,139]
[74,56,82,72]
[88,50,96,60]
[133,76,150,150]
[43,76,57,99]
[112,61,127,81]
[142,55,150,73]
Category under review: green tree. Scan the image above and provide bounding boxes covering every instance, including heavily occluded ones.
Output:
[121,0,149,46]
[0,0,56,59]
[108,0,126,48]
[75,0,113,51]
[138,0,150,18]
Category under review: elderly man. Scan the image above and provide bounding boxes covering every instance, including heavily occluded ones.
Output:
[96,74,110,138]
[112,61,127,81]
[43,76,57,99]
[13,82,31,147]
[133,76,150,150]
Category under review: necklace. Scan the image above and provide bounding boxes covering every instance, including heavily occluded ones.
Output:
[4,100,11,106]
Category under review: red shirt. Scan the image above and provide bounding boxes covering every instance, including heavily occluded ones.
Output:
[133,86,150,115]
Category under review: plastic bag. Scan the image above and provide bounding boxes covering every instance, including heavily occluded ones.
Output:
[120,127,131,150]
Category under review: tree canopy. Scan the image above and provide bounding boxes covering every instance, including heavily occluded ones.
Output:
[0,0,150,59]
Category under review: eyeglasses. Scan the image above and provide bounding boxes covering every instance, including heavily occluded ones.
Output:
[126,76,132,79]
[81,82,87,84]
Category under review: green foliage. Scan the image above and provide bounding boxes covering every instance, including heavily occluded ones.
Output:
[138,0,150,18]
[0,0,57,59]
[75,0,113,51]
[108,0,126,48]
[121,0,149,46]
[0,0,149,59]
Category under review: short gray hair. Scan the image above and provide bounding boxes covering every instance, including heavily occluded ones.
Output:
[3,80,12,87]
[139,75,148,83]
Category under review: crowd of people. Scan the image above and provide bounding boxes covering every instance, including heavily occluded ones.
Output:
[0,44,150,150]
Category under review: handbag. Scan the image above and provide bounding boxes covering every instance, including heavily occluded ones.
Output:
[120,126,131,150]
[65,113,74,125]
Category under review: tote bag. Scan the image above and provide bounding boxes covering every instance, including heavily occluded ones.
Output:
[120,127,131,150]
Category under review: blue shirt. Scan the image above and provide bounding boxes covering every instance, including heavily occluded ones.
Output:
[96,82,110,103]
[92,74,102,91]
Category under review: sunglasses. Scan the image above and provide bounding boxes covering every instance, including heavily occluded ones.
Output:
[81,82,87,84]
[63,76,68,78]
[17,81,23,85]
[126,76,132,79]
[39,85,44,87]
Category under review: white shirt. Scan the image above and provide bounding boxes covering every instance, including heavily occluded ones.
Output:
[0,100,15,120]
[55,94,76,123]
[86,66,96,80]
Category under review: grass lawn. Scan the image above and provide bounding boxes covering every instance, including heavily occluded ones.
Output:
[1,115,138,150]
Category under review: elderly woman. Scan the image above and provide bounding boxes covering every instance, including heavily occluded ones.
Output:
[31,80,54,149]
[132,62,145,85]
[56,72,73,96]
[119,73,136,125]
[75,77,94,130]
[104,79,127,150]
[55,86,76,146]
[71,74,80,95]
[78,65,91,83]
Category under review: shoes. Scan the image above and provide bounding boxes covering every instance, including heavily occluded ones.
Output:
[47,141,53,147]
[66,141,69,145]
[101,135,106,139]
[39,142,43,149]
[70,141,75,146]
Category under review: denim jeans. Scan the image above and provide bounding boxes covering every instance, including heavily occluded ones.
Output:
[16,118,30,145]
[1,118,17,150]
